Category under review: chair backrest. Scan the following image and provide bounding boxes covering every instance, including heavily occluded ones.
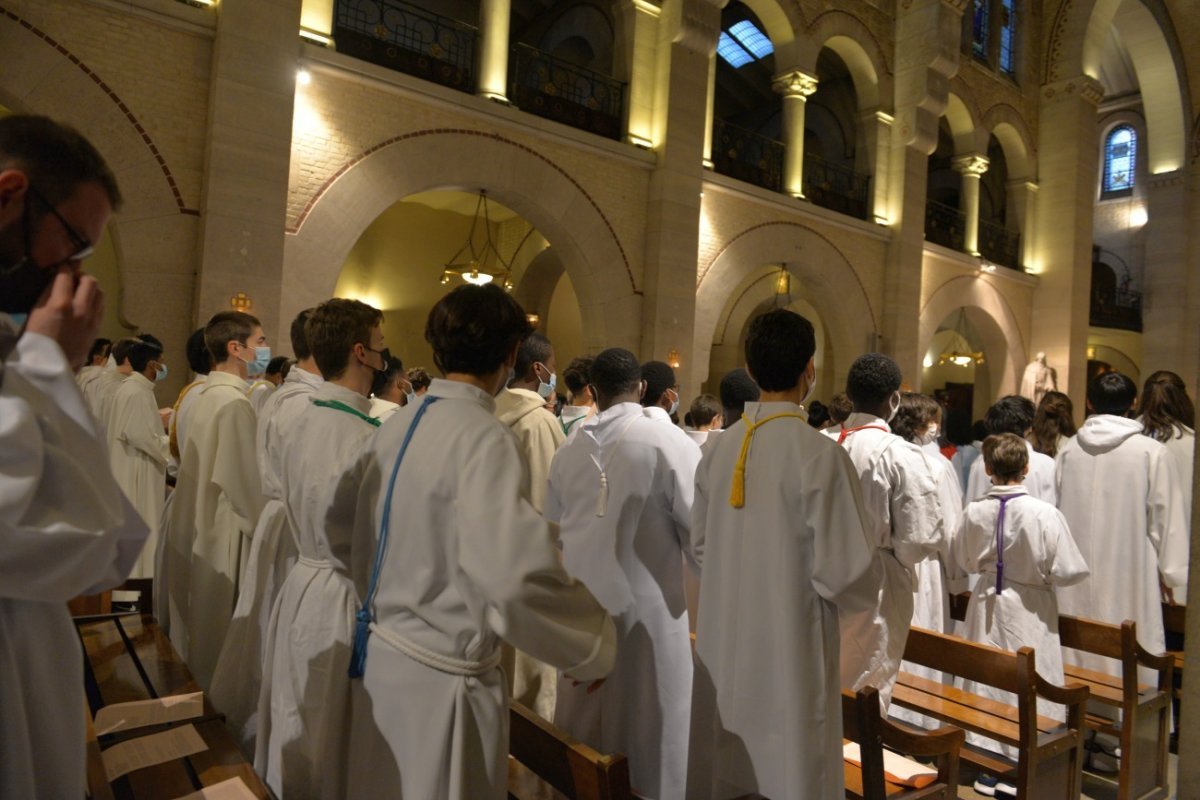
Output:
[508,702,633,800]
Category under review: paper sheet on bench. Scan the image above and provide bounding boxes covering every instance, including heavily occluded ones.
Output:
[94,691,204,736]
[842,742,937,789]
[102,723,207,782]
[173,776,259,799]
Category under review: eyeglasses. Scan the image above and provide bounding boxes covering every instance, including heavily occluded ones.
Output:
[29,185,94,264]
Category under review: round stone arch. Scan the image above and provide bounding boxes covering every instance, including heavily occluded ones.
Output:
[983,104,1035,181]
[740,0,805,67]
[282,130,640,355]
[538,4,615,72]
[804,11,892,110]
[944,86,987,155]
[917,276,1026,402]
[694,221,876,394]
[511,247,565,333]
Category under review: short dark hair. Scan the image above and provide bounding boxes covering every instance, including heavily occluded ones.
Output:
[290,308,315,361]
[945,408,973,446]
[0,115,122,210]
[1139,370,1195,442]
[563,356,593,395]
[640,361,676,407]
[111,337,137,366]
[591,348,642,398]
[407,367,432,391]
[719,368,760,423]
[891,392,941,443]
[127,334,163,372]
[972,419,989,441]
[514,332,553,382]
[306,298,383,381]
[1088,372,1137,416]
[983,433,1028,482]
[689,393,723,427]
[425,285,533,376]
[828,392,853,424]
[88,338,112,361]
[266,355,290,377]
[371,354,406,398]
[744,309,816,392]
[205,311,261,365]
[846,353,902,406]
[185,327,211,375]
[985,395,1036,436]
[806,400,830,428]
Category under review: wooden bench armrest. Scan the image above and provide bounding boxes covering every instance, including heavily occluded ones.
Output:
[1033,674,1090,708]
[1134,640,1176,676]
[880,719,965,759]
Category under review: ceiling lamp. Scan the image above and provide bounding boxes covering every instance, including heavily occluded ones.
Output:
[936,309,985,367]
[439,191,523,291]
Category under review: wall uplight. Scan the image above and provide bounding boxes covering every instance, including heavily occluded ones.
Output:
[296,69,312,87]
[1128,206,1148,227]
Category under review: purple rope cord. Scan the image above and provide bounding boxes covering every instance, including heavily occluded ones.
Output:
[994,493,1025,593]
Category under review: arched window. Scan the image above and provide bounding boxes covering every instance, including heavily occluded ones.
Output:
[971,0,989,60]
[998,0,1017,75]
[1102,125,1137,197]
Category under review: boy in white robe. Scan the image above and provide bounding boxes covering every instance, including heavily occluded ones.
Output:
[255,299,386,799]
[85,336,133,425]
[75,336,111,392]
[951,434,1088,795]
[107,334,169,578]
[964,395,1057,505]
[641,360,683,427]
[687,309,877,800]
[559,355,596,437]
[158,311,267,688]
[1056,372,1188,691]
[1138,371,1194,538]
[246,355,287,416]
[547,347,701,800]
[332,285,615,800]
[0,115,149,799]
[831,354,944,708]
[167,327,211,466]
[368,352,410,424]
[208,309,320,753]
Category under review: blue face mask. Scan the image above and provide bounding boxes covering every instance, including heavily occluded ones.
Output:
[6,312,28,328]
[243,345,271,376]
[155,363,169,382]
[536,365,557,400]
[405,389,417,406]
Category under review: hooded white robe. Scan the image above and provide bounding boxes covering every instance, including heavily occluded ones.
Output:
[208,364,320,753]
[369,395,400,424]
[333,379,616,800]
[686,402,877,800]
[247,378,275,416]
[832,413,945,708]
[157,369,263,688]
[107,371,169,578]
[1055,414,1188,684]
[0,330,149,800]
[546,402,700,800]
[255,382,378,799]
[951,440,982,494]
[965,440,1057,505]
[950,485,1089,758]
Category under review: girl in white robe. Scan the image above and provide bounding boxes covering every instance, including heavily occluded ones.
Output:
[950,434,1089,766]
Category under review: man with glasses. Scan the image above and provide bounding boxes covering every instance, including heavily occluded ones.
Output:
[0,115,149,799]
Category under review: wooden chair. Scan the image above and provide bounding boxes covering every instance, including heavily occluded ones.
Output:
[893,627,1089,799]
[508,701,633,800]
[1059,615,1173,800]
[842,686,963,800]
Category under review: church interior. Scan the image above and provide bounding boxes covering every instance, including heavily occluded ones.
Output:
[5,0,1200,797]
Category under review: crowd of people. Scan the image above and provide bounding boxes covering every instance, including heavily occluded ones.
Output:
[2,115,1196,800]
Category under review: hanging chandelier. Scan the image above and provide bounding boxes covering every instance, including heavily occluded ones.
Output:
[936,308,985,367]
[438,191,521,290]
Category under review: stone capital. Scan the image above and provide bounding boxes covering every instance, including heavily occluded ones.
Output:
[772,70,819,98]
[952,154,990,176]
[1041,75,1105,107]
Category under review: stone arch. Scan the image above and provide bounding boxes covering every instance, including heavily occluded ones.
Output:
[739,0,804,66]
[283,130,639,355]
[512,247,566,333]
[538,3,615,73]
[804,12,891,110]
[983,103,1035,180]
[945,86,987,155]
[694,221,876,394]
[918,276,1026,401]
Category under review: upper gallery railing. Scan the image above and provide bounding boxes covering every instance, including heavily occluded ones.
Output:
[711,119,784,193]
[508,43,626,141]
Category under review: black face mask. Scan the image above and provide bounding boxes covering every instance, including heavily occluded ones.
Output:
[0,200,52,315]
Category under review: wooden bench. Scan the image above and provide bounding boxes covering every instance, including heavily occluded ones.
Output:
[1059,615,1173,800]
[77,612,269,799]
[893,627,1089,799]
[508,701,633,800]
[842,686,963,800]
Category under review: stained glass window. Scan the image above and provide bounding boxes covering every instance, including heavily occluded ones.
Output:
[728,21,774,59]
[716,32,754,68]
[972,0,990,61]
[999,0,1016,75]
[1102,125,1136,197]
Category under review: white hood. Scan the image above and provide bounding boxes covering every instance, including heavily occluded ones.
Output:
[1075,414,1143,453]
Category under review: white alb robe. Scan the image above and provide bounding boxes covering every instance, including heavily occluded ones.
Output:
[208,365,320,753]
[1055,415,1189,683]
[255,383,378,799]
[369,395,400,424]
[90,367,128,432]
[157,370,263,688]
[965,439,1057,506]
[82,357,119,418]
[332,379,616,800]
[950,485,1089,758]
[950,440,982,494]
[687,402,877,800]
[833,413,944,708]
[170,377,205,461]
[107,372,169,578]
[0,330,149,800]
[247,379,275,416]
[75,362,105,394]
[546,402,700,800]
[1154,425,1194,561]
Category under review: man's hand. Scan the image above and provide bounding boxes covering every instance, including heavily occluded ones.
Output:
[1161,579,1178,606]
[25,269,103,370]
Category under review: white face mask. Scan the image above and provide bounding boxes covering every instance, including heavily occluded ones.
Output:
[800,372,817,408]
[916,423,938,446]
[667,388,679,417]
[886,391,901,423]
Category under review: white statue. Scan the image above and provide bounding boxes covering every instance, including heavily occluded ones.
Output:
[1020,351,1058,406]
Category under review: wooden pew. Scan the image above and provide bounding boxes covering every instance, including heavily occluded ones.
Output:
[893,627,1089,799]
[842,687,963,800]
[508,701,633,800]
[1058,615,1173,800]
[77,613,269,800]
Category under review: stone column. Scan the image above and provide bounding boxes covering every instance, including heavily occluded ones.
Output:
[1141,170,1190,380]
[703,52,717,167]
[772,70,818,199]
[1007,178,1038,270]
[953,154,989,256]
[1030,75,1103,409]
[862,109,894,223]
[193,0,303,342]
[476,0,511,103]
[614,0,661,147]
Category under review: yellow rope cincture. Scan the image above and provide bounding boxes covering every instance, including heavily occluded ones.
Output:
[729,412,807,508]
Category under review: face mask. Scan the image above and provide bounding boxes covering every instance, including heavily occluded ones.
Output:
[800,373,817,408]
[917,424,938,446]
[886,392,901,423]
[155,363,169,382]
[0,201,51,316]
[507,366,516,387]
[365,346,390,374]
[668,389,680,417]
[405,389,417,406]
[535,364,557,400]
[5,312,28,328]
[242,345,271,376]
